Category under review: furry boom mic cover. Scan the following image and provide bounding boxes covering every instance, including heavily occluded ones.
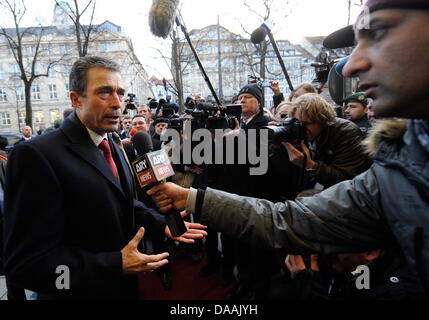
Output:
[149,0,180,38]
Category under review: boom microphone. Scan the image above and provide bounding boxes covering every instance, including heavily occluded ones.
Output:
[250,27,268,44]
[149,0,180,38]
[323,25,355,49]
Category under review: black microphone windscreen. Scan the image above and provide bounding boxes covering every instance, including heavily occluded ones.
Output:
[250,27,268,44]
[149,0,180,39]
[132,131,153,155]
[323,25,355,49]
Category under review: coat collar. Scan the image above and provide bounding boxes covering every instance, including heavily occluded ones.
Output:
[60,111,128,199]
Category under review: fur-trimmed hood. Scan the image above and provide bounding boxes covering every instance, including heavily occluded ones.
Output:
[363,119,408,156]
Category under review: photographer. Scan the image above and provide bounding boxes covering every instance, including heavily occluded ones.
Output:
[282,93,371,189]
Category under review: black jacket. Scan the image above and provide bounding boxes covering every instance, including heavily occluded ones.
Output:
[306,117,372,188]
[353,114,373,137]
[3,112,166,299]
[293,250,427,300]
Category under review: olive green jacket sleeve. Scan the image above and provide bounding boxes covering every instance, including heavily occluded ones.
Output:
[200,168,394,254]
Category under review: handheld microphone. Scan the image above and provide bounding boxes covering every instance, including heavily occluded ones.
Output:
[149,0,181,39]
[131,131,187,237]
[129,128,138,137]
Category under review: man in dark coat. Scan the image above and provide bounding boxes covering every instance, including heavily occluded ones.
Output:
[3,56,205,300]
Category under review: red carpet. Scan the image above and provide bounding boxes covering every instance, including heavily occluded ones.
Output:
[138,254,235,300]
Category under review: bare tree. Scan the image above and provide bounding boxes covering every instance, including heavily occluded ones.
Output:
[54,0,96,57]
[0,0,65,128]
[239,0,291,106]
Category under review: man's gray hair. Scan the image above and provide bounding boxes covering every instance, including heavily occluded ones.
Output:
[69,56,120,96]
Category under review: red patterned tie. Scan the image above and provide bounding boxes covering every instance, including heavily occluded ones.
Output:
[99,139,119,179]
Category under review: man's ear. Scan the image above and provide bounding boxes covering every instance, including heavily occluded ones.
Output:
[70,91,82,109]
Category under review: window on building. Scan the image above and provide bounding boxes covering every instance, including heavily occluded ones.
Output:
[19,111,26,124]
[0,112,11,125]
[12,64,20,77]
[49,84,58,99]
[50,109,61,123]
[32,85,41,101]
[207,31,217,39]
[0,88,7,102]
[15,87,24,101]
[26,46,36,56]
[100,42,117,52]
[48,66,56,77]
[60,45,70,55]
[35,111,44,123]
[63,65,72,76]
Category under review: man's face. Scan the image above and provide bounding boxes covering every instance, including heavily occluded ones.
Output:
[22,126,32,138]
[138,106,151,119]
[155,122,167,136]
[239,93,260,118]
[295,111,323,142]
[122,118,132,131]
[71,67,125,135]
[132,116,148,132]
[345,102,367,121]
[343,10,429,119]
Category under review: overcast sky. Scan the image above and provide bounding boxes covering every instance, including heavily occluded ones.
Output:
[0,0,363,77]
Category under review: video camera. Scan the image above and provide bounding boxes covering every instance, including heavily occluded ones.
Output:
[184,101,242,132]
[311,51,334,85]
[123,93,137,114]
[248,75,272,88]
[265,118,306,145]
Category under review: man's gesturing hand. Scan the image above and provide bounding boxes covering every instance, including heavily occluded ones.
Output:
[165,211,208,244]
[147,182,189,213]
[121,227,169,274]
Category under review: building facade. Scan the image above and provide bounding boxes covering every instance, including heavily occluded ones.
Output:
[175,24,316,108]
[0,2,153,134]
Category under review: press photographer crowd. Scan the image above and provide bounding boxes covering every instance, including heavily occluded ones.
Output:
[0,0,429,302]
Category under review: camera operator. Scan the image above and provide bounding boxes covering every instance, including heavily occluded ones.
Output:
[148,0,429,296]
[282,93,371,189]
[344,92,373,136]
[216,83,279,299]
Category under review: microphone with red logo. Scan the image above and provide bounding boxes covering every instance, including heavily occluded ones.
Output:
[131,131,187,237]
